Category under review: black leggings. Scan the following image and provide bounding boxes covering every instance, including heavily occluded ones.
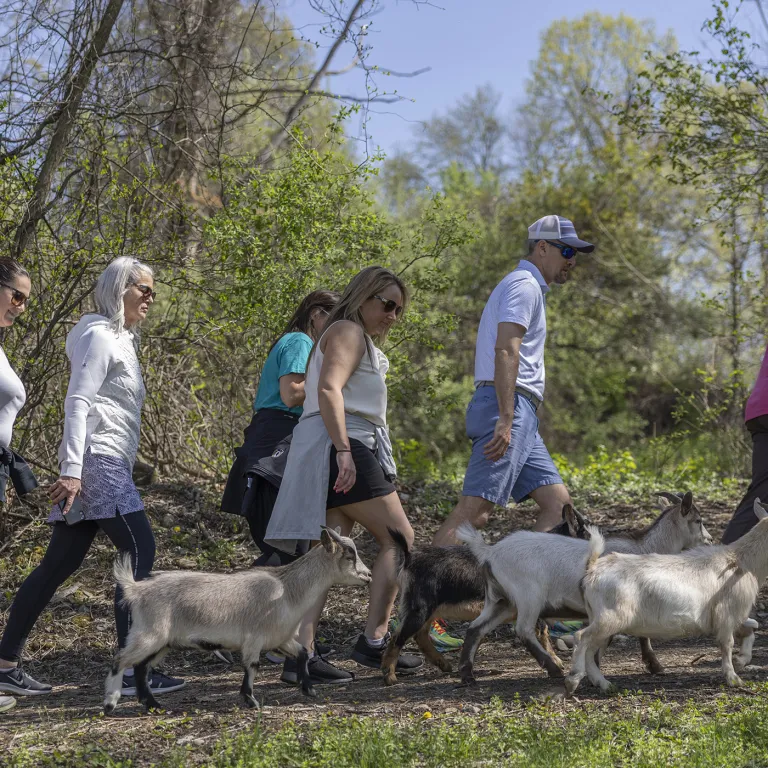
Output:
[722,415,768,544]
[0,511,155,663]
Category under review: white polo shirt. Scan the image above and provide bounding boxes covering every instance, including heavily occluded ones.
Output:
[473,260,549,400]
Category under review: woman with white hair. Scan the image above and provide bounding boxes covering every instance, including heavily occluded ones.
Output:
[0,257,184,699]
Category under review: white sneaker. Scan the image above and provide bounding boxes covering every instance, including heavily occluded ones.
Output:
[0,695,16,713]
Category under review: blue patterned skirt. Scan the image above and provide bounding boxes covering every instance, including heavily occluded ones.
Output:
[48,449,144,523]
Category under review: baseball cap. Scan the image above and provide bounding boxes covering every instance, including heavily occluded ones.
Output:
[528,215,594,253]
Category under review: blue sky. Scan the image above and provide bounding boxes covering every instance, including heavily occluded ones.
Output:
[283,0,767,158]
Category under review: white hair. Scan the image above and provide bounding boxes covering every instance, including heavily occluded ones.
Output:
[94,257,153,333]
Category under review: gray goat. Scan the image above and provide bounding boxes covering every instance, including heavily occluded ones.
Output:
[103,527,371,713]
[456,492,712,684]
[565,499,768,695]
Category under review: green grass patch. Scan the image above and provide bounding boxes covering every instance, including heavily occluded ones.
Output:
[10,689,768,767]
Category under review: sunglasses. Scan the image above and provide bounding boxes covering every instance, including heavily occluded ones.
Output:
[134,283,157,300]
[1,283,29,308]
[546,241,577,259]
[372,294,403,317]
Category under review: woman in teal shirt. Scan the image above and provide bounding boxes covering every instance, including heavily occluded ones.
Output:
[221,290,339,563]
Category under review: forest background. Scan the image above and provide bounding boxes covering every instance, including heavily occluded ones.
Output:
[1,0,766,511]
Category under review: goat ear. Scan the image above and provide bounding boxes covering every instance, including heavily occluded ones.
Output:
[561,503,573,521]
[320,529,338,553]
[754,498,768,521]
[562,505,578,536]
[680,491,693,516]
[321,525,344,544]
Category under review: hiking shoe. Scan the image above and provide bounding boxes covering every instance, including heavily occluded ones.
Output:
[351,633,423,671]
[266,639,333,665]
[0,666,52,696]
[429,619,464,652]
[281,654,353,686]
[121,670,186,697]
[0,695,16,712]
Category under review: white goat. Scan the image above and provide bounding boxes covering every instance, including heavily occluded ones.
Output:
[565,499,768,695]
[456,492,712,684]
[103,527,372,713]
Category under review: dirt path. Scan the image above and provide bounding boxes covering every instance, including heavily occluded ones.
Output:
[1,484,762,765]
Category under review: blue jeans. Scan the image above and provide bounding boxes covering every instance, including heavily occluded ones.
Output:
[461,386,563,506]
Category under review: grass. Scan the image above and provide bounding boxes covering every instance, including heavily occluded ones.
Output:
[8,689,768,767]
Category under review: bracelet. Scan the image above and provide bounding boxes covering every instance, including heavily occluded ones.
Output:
[336,448,352,453]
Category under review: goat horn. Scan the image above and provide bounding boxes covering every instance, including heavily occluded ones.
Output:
[657,492,683,503]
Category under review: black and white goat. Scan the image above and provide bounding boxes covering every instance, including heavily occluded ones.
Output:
[381,504,590,685]
[103,527,371,713]
[565,499,768,695]
[457,492,712,684]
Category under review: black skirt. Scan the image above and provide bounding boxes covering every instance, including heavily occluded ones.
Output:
[220,408,299,515]
[326,438,396,509]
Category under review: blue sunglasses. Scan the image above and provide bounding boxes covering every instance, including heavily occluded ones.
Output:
[546,240,577,259]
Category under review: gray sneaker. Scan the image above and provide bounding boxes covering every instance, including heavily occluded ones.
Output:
[0,695,16,712]
[0,666,52,696]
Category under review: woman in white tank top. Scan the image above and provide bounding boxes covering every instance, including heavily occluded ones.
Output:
[0,257,31,715]
[276,266,423,686]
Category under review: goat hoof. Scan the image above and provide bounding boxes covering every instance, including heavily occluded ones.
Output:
[302,684,318,698]
[459,675,477,687]
[563,677,579,697]
[104,703,116,715]
[242,695,260,709]
[383,673,397,687]
[435,659,452,674]
[143,697,162,713]
[726,674,744,688]
[646,661,666,675]
[545,665,565,679]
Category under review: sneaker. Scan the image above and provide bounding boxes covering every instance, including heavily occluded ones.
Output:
[281,654,353,686]
[0,695,16,712]
[266,639,333,665]
[351,633,423,671]
[0,666,52,696]
[121,670,186,697]
[429,619,464,652]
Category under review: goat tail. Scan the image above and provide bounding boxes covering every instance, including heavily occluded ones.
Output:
[387,527,411,574]
[113,553,139,606]
[584,526,605,573]
[456,522,488,563]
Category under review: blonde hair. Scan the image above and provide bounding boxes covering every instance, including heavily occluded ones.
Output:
[325,266,408,342]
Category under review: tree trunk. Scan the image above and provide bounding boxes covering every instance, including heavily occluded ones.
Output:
[13,0,126,259]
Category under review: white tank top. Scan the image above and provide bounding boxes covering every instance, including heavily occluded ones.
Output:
[0,346,26,449]
[303,323,389,427]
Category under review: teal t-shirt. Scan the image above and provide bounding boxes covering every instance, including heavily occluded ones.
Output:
[253,332,313,416]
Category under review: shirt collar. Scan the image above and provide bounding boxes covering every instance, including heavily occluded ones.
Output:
[516,260,550,294]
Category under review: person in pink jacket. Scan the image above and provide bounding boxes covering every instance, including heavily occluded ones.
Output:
[722,343,768,543]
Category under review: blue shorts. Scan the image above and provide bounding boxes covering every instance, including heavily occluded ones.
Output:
[461,386,563,506]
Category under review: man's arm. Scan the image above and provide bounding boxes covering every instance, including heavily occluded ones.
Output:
[484,322,525,462]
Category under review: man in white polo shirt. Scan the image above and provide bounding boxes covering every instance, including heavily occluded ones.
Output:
[433,215,594,547]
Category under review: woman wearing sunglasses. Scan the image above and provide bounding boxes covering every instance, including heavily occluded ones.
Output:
[264,266,423,686]
[221,289,340,566]
[0,257,184,700]
[0,258,32,713]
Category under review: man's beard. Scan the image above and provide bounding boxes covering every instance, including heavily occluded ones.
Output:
[554,269,570,285]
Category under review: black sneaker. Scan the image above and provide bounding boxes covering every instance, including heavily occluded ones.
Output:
[121,670,185,697]
[0,666,52,696]
[281,654,353,686]
[351,633,423,672]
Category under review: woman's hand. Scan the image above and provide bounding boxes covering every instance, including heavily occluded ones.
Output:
[49,476,81,513]
[334,451,356,494]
